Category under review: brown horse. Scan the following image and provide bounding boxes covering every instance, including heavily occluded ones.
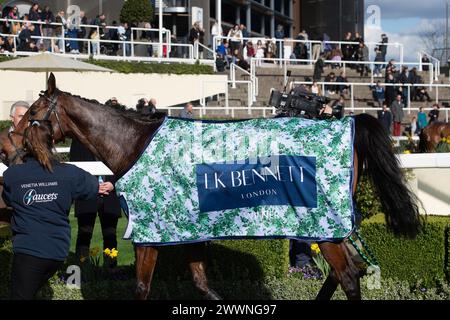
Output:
[2,74,422,300]
[419,122,450,152]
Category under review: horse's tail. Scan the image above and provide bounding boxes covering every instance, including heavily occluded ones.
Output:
[353,114,423,238]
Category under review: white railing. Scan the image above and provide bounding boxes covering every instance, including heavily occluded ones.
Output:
[0,18,204,63]
[418,51,440,80]
[197,79,253,117]
[249,57,434,90]
[213,35,405,64]
[0,32,197,63]
[230,63,257,102]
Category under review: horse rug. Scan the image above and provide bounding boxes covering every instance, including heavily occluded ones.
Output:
[115,116,355,245]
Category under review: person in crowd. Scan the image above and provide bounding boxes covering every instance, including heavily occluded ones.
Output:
[255,40,265,66]
[410,116,418,136]
[180,102,194,119]
[137,98,157,117]
[18,24,35,51]
[89,29,100,55]
[227,24,242,54]
[324,72,337,95]
[342,32,353,61]
[67,16,80,54]
[385,72,397,107]
[54,10,66,52]
[398,66,409,102]
[189,21,205,58]
[275,24,285,59]
[243,41,255,63]
[391,94,405,136]
[377,102,392,133]
[69,138,121,268]
[40,5,54,52]
[3,36,16,53]
[373,47,384,77]
[265,38,276,60]
[240,24,249,46]
[93,13,107,36]
[8,6,20,35]
[421,54,430,72]
[9,101,30,130]
[28,3,42,41]
[311,81,322,96]
[372,81,385,108]
[385,59,397,81]
[2,121,113,299]
[428,103,440,123]
[0,36,5,53]
[105,97,126,110]
[118,22,131,56]
[417,106,428,131]
[311,31,322,62]
[216,40,232,67]
[357,41,369,77]
[380,34,388,64]
[336,71,349,95]
[329,48,343,69]
[78,11,88,53]
[210,19,222,47]
[313,55,325,81]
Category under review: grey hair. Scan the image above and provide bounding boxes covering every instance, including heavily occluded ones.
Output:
[10,101,30,117]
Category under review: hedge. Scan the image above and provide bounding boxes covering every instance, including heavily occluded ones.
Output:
[0,56,214,75]
[360,214,450,287]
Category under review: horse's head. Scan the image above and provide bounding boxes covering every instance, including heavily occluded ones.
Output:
[27,73,68,143]
[0,73,69,166]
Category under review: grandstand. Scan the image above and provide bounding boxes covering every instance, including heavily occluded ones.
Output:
[0,16,449,125]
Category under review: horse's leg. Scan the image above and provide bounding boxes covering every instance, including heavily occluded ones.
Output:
[135,246,158,300]
[316,242,361,300]
[185,242,222,300]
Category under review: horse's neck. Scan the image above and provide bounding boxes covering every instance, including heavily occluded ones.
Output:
[64,98,162,177]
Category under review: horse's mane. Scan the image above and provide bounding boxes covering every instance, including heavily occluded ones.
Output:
[58,89,167,123]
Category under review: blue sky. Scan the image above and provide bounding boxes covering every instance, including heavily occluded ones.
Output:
[365,0,446,61]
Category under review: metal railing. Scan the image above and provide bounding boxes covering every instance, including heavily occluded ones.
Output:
[418,51,440,80]
[0,17,208,63]
[230,62,257,102]
[248,57,434,95]
[213,35,405,64]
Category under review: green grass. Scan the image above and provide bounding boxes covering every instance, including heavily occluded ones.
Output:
[68,208,135,266]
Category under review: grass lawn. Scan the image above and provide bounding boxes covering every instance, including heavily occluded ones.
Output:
[68,208,135,266]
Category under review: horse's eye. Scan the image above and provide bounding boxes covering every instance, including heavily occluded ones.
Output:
[30,109,37,116]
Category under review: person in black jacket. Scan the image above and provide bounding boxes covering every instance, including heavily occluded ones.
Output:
[2,121,112,300]
[377,102,392,133]
[69,138,121,268]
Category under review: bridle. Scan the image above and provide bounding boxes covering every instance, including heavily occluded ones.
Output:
[36,91,66,139]
[3,91,66,165]
[3,131,26,165]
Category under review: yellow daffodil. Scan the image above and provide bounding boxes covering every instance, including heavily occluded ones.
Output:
[90,247,100,257]
[403,150,411,154]
[310,243,321,254]
[104,248,111,256]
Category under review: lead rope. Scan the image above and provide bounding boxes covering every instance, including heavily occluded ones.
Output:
[349,229,379,267]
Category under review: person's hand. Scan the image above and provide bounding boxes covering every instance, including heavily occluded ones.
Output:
[320,104,333,115]
[98,182,114,196]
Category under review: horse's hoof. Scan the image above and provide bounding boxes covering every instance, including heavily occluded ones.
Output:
[204,289,222,300]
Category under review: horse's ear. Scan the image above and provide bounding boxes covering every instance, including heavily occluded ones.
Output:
[47,73,56,95]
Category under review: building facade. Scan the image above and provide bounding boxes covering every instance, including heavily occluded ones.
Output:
[300,0,364,41]
[2,0,363,43]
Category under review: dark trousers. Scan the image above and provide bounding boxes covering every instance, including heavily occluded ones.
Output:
[289,240,313,267]
[10,252,62,300]
[76,212,119,263]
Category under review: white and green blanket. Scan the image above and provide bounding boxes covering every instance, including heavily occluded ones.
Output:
[115,116,355,245]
